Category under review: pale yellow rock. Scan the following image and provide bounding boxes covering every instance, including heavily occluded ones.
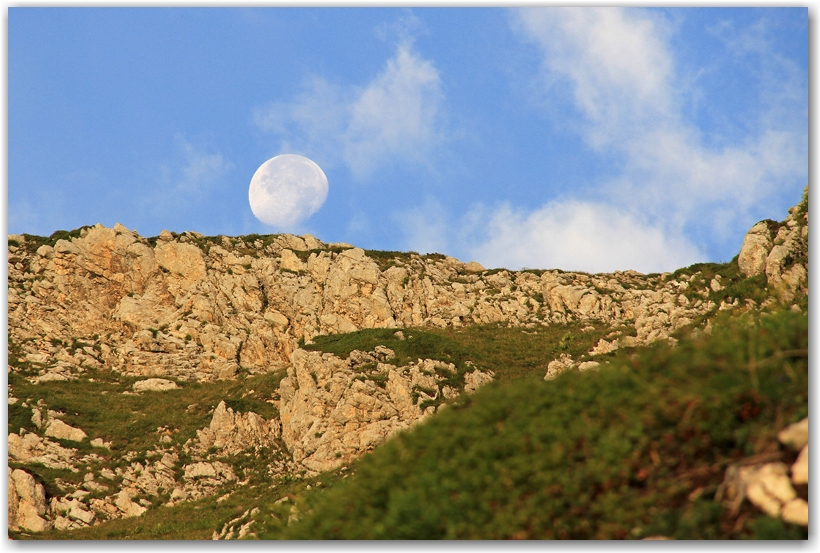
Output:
[737,222,773,277]
[8,468,52,532]
[8,432,77,470]
[544,354,574,380]
[115,490,147,518]
[791,444,808,485]
[765,245,791,283]
[154,241,207,285]
[745,481,782,518]
[578,361,600,372]
[183,461,236,481]
[589,338,618,356]
[740,462,796,518]
[778,417,808,451]
[196,400,280,454]
[44,418,88,442]
[280,249,306,273]
[781,498,808,526]
[464,369,494,393]
[132,378,178,392]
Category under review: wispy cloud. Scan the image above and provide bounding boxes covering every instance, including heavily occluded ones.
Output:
[254,39,446,180]
[170,135,233,195]
[145,136,233,221]
[461,7,807,272]
[395,196,450,255]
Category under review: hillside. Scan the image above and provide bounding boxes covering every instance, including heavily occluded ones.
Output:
[7,188,808,539]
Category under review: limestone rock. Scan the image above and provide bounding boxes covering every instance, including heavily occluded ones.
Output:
[133,378,179,393]
[735,462,797,519]
[183,461,236,482]
[279,348,488,473]
[280,249,306,273]
[737,222,773,277]
[8,468,52,532]
[544,354,575,380]
[781,498,809,527]
[791,445,808,485]
[8,432,77,470]
[578,361,600,372]
[115,489,147,518]
[778,417,808,451]
[741,463,794,518]
[589,338,618,356]
[196,400,280,455]
[464,369,494,394]
[154,241,207,286]
[44,418,88,442]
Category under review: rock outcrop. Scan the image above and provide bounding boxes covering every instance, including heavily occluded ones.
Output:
[8,468,52,532]
[195,400,280,455]
[736,191,808,303]
[278,347,494,473]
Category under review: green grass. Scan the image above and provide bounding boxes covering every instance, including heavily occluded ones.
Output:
[8,367,288,495]
[281,307,807,539]
[302,322,609,385]
[15,466,349,540]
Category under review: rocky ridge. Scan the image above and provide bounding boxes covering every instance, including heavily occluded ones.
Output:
[7,188,808,535]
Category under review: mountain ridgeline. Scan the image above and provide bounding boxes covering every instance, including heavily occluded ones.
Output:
[7,187,808,539]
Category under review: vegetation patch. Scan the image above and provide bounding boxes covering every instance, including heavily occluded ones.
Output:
[283,308,807,539]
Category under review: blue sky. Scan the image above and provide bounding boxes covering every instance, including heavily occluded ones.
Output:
[7,7,808,273]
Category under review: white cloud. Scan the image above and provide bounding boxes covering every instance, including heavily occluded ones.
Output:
[173,135,233,195]
[467,200,703,274]
[466,7,807,273]
[254,42,446,180]
[395,197,449,255]
[145,136,233,220]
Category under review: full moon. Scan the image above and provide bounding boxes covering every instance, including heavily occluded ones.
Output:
[248,154,328,227]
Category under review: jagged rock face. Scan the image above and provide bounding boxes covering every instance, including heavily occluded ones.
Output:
[736,194,808,304]
[195,400,280,455]
[278,348,494,473]
[8,468,52,532]
[8,222,738,384]
[738,222,774,278]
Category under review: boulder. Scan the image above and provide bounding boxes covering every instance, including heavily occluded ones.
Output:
[464,261,485,273]
[544,354,575,380]
[183,461,236,482]
[737,222,773,277]
[44,418,88,442]
[781,498,809,527]
[115,490,147,518]
[196,400,280,454]
[280,249,306,273]
[464,369,494,394]
[778,417,808,451]
[791,445,808,485]
[133,378,178,393]
[8,468,52,532]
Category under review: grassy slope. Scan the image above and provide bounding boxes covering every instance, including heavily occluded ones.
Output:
[281,308,808,540]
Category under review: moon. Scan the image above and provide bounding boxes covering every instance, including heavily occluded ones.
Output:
[248,154,328,227]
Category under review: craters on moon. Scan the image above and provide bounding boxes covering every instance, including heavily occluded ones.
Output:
[248,154,328,227]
